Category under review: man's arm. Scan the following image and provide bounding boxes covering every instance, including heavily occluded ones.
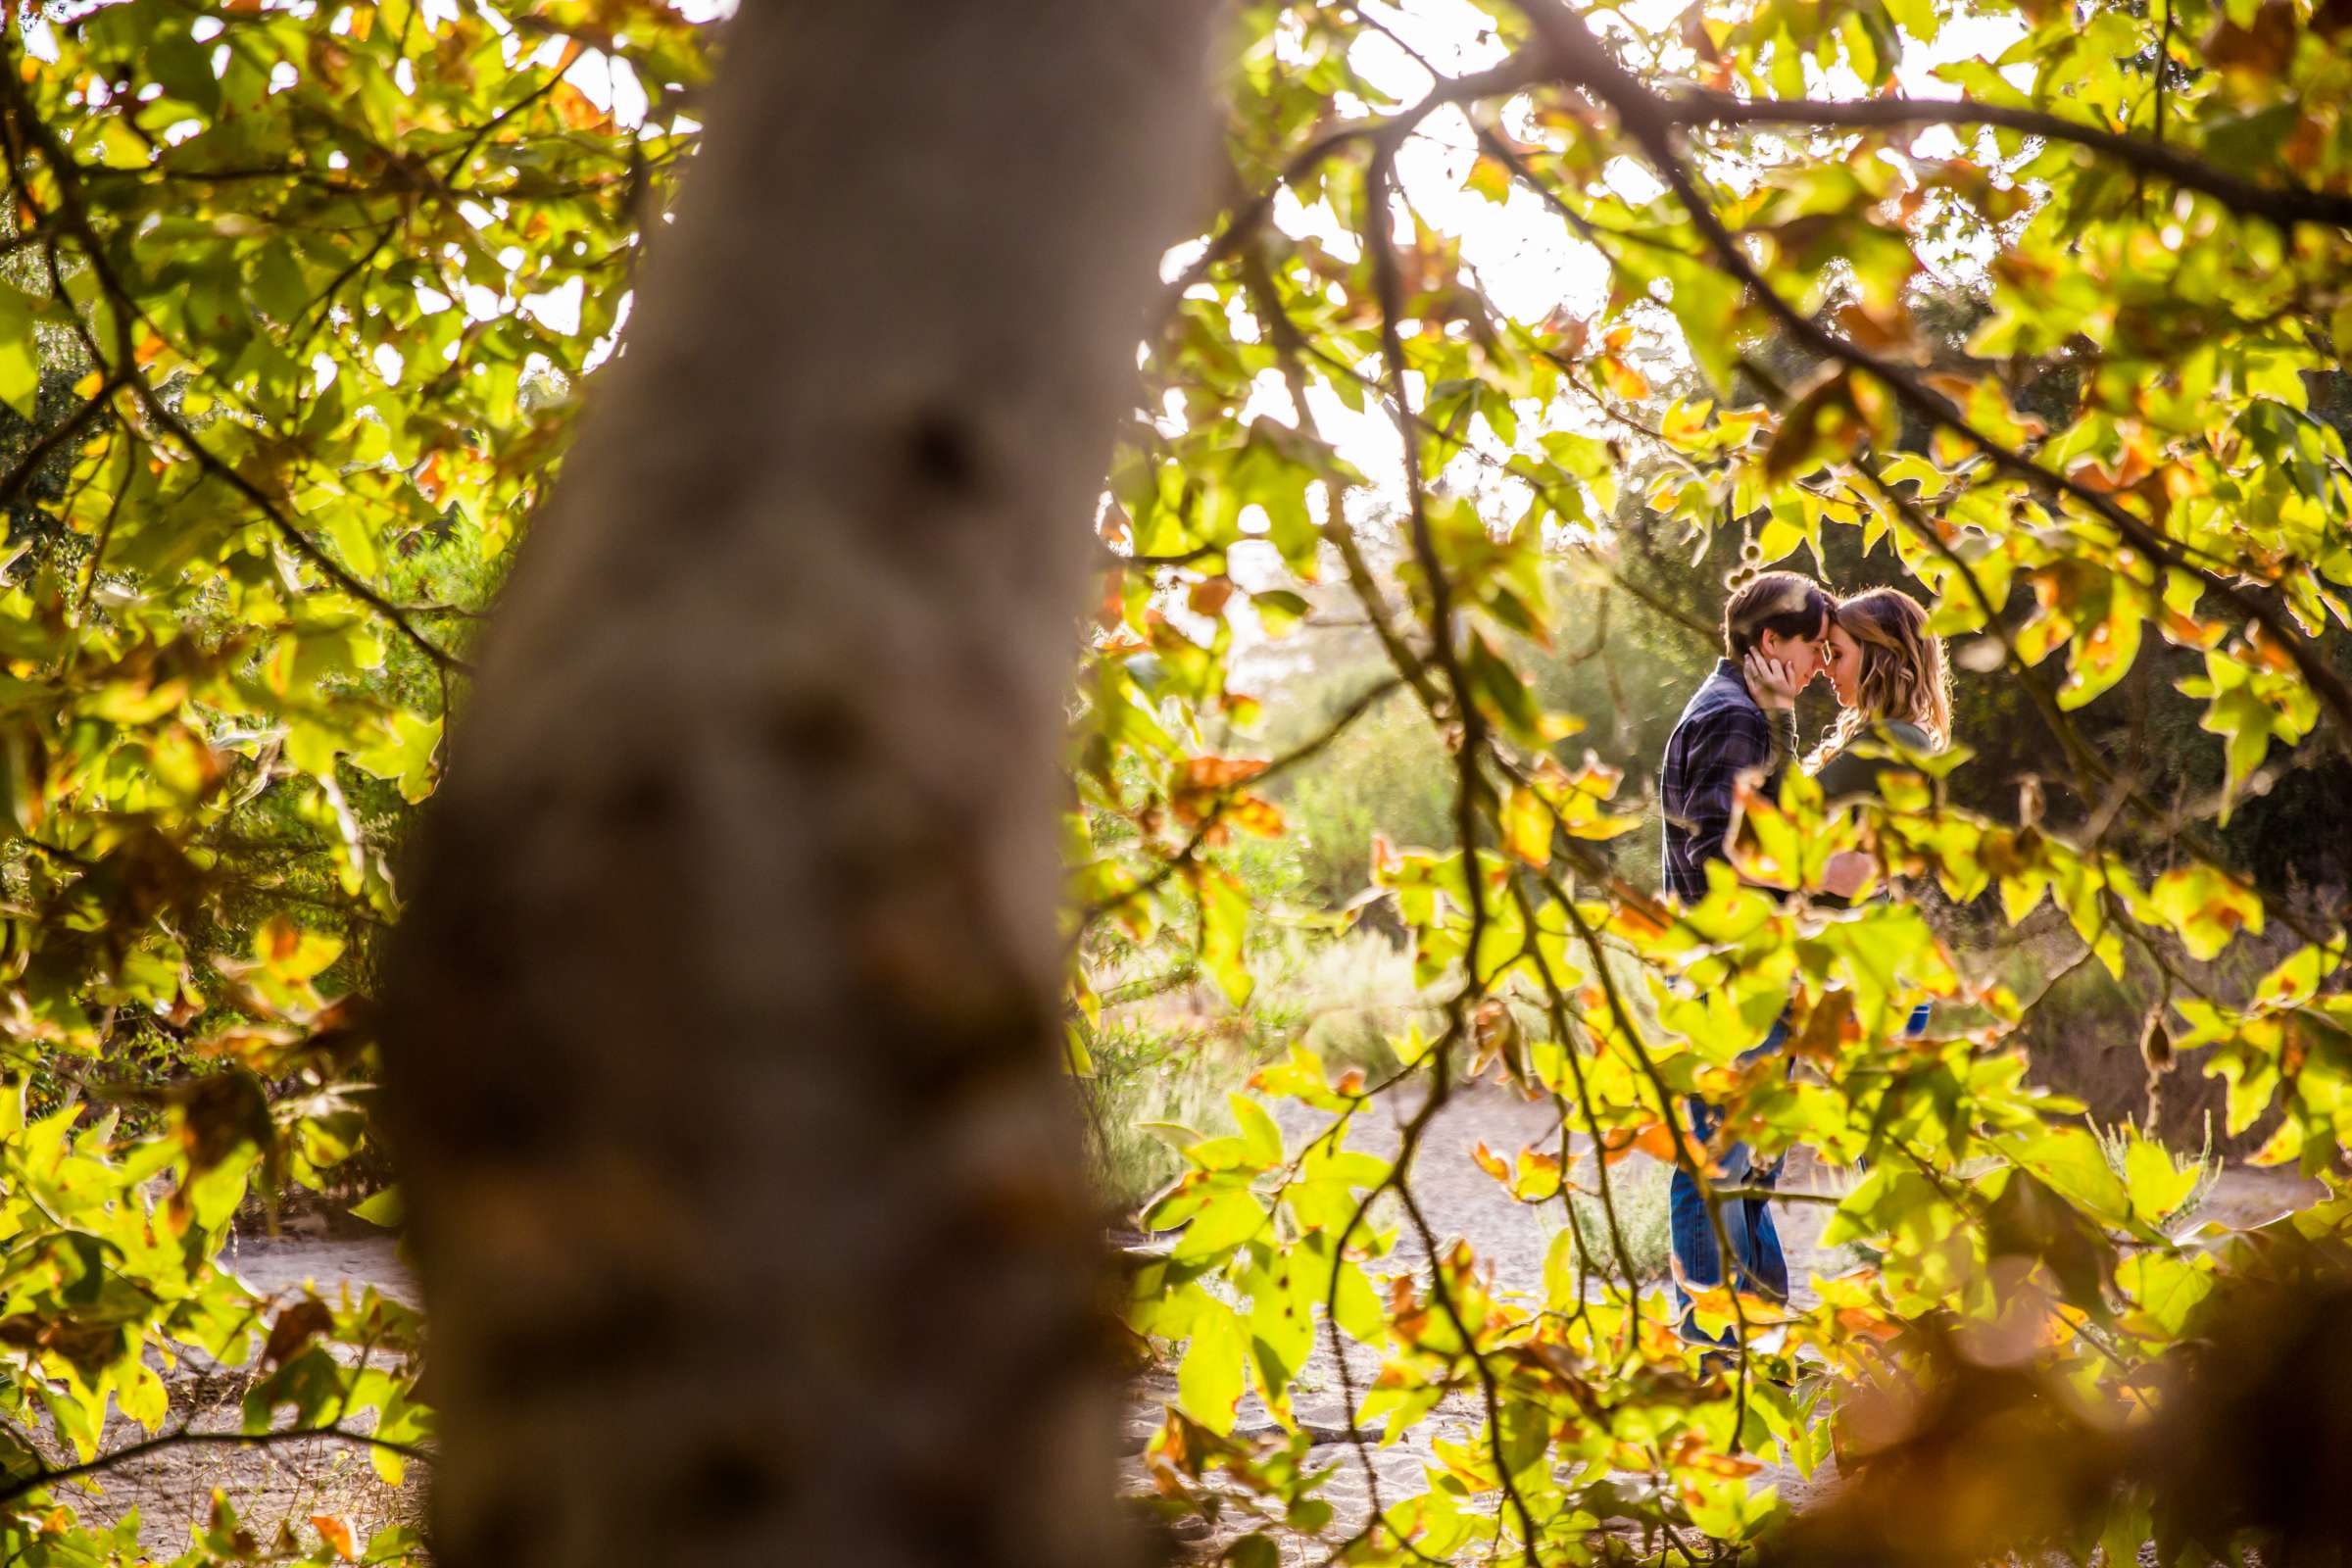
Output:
[1760,706,1799,779]
[1677,707,1774,879]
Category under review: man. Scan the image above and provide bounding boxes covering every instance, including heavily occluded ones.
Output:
[1658,569,1831,906]
[1656,568,1833,1350]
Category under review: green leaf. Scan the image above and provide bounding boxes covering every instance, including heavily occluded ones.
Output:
[1251,589,1310,635]
[1464,633,1546,747]
[2149,863,2265,960]
[1174,1188,1267,1263]
[118,1358,170,1432]
[1503,785,1551,867]
[2003,1129,2130,1224]
[1231,1094,1283,1167]
[1228,1534,1280,1568]
[254,915,346,983]
[1331,1256,1384,1344]
[1196,864,1254,1006]
[349,710,444,805]
[349,1185,405,1228]
[0,286,39,422]
[1542,1226,1580,1310]
[1885,0,1939,43]
[1177,1298,1249,1435]
[148,29,223,115]
[2121,1137,2201,1226]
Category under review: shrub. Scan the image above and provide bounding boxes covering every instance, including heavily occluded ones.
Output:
[1538,1158,1674,1285]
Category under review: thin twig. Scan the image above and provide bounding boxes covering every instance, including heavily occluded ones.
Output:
[0,1424,426,1506]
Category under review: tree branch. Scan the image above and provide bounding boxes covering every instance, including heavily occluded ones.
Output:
[1156,50,1547,321]
[0,1423,427,1506]
[1656,90,2352,233]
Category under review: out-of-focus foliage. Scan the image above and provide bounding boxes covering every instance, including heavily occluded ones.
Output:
[0,0,717,1554]
[1075,1,2352,1562]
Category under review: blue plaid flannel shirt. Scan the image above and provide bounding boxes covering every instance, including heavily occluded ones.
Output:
[1659,660,1784,905]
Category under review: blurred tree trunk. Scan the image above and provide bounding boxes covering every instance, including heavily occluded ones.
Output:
[378,6,1213,1564]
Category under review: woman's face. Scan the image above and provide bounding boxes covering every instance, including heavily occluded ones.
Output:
[1826,621,1864,709]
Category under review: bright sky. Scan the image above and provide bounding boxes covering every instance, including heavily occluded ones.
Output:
[1164,0,2030,624]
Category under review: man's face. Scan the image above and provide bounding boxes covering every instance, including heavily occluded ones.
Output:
[1757,616,1830,688]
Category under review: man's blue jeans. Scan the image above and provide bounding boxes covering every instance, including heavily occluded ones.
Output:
[1668,1002,1932,1348]
[1669,1020,1791,1347]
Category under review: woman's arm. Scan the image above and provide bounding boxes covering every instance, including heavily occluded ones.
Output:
[1812,742,1878,801]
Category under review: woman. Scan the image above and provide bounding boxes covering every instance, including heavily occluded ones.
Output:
[1808,585,1952,798]
[1810,585,1950,1032]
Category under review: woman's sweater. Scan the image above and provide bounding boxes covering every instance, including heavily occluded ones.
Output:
[1812,717,1936,802]
[1811,718,1936,909]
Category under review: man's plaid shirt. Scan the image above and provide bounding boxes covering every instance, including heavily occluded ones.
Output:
[1659,660,1788,905]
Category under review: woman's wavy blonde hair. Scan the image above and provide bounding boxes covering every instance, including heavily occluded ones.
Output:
[1805,586,1952,771]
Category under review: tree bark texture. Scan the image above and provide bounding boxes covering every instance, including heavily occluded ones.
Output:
[378,6,1213,1564]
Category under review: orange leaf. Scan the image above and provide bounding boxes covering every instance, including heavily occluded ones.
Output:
[551,81,611,132]
[1669,1430,1764,1478]
[1630,1121,1682,1163]
[264,1297,335,1366]
[1597,354,1650,402]
[1835,1306,1904,1342]
[1544,311,1590,358]
[1836,301,1914,354]
[310,1515,357,1562]
[1471,1140,1511,1183]
[266,917,301,962]
[1187,577,1234,616]
[1180,756,1268,792]
[1223,794,1285,838]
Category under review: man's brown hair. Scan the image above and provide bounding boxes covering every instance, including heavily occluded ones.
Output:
[1723,569,1833,661]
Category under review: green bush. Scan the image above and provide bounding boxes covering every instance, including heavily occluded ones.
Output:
[1270,684,1454,913]
[1077,924,1442,1213]
[1539,1158,1674,1285]
[1077,1014,1246,1214]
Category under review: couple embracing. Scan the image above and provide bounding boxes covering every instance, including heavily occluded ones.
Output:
[1656,569,1952,1346]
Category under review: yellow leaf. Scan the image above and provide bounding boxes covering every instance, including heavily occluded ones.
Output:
[1503,785,1550,866]
[1462,154,1512,204]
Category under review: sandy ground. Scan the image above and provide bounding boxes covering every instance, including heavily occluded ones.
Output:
[58,1099,2320,1560]
[1115,1083,2325,1562]
[43,1225,420,1557]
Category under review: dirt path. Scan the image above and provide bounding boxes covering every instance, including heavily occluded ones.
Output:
[1115,1084,1837,1557]
[55,1228,417,1556]
[67,1112,2321,1560]
[1117,1082,2324,1561]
